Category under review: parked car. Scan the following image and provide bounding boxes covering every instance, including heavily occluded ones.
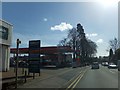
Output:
[10,60,15,67]
[91,62,99,69]
[18,61,28,68]
[101,62,108,66]
[108,63,118,69]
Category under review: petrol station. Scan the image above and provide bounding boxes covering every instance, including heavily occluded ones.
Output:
[10,45,73,68]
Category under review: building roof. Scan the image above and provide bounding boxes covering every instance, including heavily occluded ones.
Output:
[0,19,13,26]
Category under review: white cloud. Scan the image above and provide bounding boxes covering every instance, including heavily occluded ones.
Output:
[86,33,98,37]
[51,22,73,31]
[96,39,103,43]
[43,18,48,21]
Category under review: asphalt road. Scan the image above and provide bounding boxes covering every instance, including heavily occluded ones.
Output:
[75,65,118,88]
[18,67,87,88]
[17,65,119,89]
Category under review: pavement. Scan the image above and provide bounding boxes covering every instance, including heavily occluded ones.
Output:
[1,67,52,89]
[1,68,26,79]
[1,67,49,81]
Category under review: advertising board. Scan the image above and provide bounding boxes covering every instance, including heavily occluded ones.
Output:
[28,40,40,73]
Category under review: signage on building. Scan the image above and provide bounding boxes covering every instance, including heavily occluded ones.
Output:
[28,40,41,73]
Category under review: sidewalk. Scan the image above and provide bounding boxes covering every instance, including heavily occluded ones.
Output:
[1,67,52,90]
[1,67,49,82]
[1,68,28,79]
[1,67,73,89]
[1,67,65,82]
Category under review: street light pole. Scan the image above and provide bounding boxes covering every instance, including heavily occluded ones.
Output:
[15,39,21,89]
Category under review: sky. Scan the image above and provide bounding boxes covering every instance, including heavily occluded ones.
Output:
[2,1,118,57]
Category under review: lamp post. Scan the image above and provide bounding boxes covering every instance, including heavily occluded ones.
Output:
[15,39,21,89]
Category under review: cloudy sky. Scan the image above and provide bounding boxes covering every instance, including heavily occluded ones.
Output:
[2,1,118,57]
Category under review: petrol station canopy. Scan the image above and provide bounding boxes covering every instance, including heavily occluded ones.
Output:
[10,46,73,55]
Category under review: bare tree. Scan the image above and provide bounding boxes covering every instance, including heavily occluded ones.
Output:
[58,38,68,46]
[58,24,97,64]
[86,39,97,57]
[67,28,77,62]
[109,37,118,53]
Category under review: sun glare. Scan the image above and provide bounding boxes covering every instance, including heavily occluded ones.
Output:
[98,0,118,8]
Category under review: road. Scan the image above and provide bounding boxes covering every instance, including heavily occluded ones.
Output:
[74,65,118,88]
[17,65,119,89]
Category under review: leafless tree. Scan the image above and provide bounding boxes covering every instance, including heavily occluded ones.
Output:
[58,38,68,46]
[109,37,118,53]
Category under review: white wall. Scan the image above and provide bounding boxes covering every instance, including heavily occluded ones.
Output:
[0,20,13,71]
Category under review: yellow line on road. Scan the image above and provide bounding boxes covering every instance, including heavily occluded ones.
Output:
[67,71,82,84]
[71,69,87,89]
[66,71,82,89]
[66,68,88,90]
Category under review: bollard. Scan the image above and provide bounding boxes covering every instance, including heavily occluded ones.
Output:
[39,72,40,76]
[22,67,24,74]
[33,73,35,79]
[14,67,15,72]
[25,70,27,83]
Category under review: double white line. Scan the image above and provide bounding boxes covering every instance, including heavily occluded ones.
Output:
[66,69,87,90]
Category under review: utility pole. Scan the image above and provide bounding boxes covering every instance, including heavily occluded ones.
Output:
[15,39,21,89]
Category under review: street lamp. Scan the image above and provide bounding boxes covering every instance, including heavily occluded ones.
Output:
[15,39,21,89]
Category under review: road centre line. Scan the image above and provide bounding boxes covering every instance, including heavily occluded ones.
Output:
[66,68,88,90]
[71,69,87,89]
[66,71,83,89]
[61,67,86,88]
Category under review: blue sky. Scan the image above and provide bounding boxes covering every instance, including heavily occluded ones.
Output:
[2,2,118,57]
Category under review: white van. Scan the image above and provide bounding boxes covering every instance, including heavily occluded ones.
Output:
[118,60,120,71]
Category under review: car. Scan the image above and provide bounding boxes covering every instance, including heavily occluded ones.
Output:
[108,63,118,69]
[72,62,77,68]
[117,60,120,71]
[18,61,28,68]
[91,62,99,69]
[102,62,108,66]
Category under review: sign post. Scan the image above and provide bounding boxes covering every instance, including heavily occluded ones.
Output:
[15,39,21,89]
